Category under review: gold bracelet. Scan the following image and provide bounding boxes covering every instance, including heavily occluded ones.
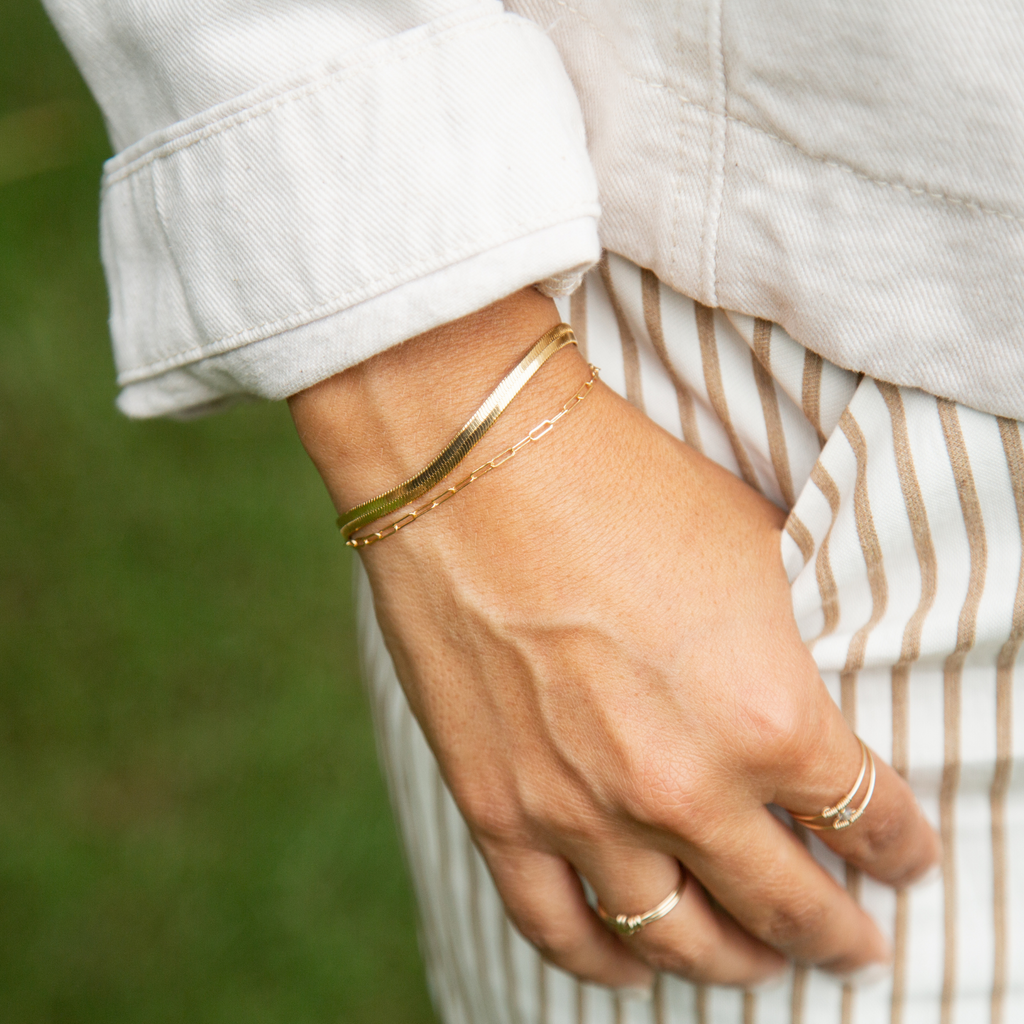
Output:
[337,323,577,539]
[346,365,600,548]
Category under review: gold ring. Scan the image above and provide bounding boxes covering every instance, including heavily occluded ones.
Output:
[791,738,877,831]
[597,871,687,936]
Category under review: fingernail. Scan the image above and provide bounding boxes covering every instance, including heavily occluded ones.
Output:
[837,962,893,987]
[910,862,942,888]
[616,984,654,1002]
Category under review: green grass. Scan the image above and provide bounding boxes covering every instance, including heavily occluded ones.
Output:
[0,5,436,1021]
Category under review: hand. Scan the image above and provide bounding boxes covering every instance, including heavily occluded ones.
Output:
[289,288,940,990]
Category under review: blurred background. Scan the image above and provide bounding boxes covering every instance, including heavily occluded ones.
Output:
[0,3,436,1020]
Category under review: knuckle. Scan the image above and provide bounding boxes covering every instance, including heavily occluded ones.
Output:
[759,895,829,951]
[516,915,587,964]
[458,778,604,851]
[780,721,843,791]
[508,769,608,846]
[736,689,818,771]
[768,702,818,761]
[516,789,602,847]
[860,799,908,858]
[537,809,599,847]
[639,929,715,979]
[455,785,528,846]
[617,756,711,838]
[857,798,937,887]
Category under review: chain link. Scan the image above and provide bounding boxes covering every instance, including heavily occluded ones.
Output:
[337,324,577,538]
[346,366,600,549]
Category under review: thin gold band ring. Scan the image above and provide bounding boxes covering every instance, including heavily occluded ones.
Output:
[597,871,687,936]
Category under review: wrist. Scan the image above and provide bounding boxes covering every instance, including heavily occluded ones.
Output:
[288,288,587,514]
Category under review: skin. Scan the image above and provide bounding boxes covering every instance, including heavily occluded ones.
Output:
[289,287,940,992]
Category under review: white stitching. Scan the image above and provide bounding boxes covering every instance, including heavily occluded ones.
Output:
[106,1,1024,227]
[543,1,1024,228]
[772,140,1024,226]
[700,0,727,306]
[103,12,506,188]
[114,208,599,384]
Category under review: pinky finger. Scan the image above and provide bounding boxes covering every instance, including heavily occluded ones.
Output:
[483,844,655,990]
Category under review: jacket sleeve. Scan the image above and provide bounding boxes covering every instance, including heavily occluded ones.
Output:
[43,0,601,417]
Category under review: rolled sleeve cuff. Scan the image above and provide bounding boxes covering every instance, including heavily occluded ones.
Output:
[100,3,600,417]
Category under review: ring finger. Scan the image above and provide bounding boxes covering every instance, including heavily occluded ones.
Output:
[574,846,787,985]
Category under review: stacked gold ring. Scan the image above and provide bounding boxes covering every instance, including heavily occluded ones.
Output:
[791,738,877,831]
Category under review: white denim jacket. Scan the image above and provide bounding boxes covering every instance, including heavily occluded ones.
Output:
[44,1,1024,421]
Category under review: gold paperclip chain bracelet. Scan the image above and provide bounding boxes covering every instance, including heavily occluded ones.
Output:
[337,323,577,539]
[346,365,600,548]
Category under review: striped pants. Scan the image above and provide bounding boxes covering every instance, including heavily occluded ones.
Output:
[357,253,1024,1024]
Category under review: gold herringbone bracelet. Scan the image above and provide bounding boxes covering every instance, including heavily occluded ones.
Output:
[337,323,577,539]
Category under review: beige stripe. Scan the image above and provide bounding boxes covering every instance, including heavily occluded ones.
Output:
[937,399,989,1024]
[879,382,939,666]
[789,824,812,1024]
[752,319,797,507]
[641,267,702,451]
[991,417,1024,1024]
[654,974,666,1024]
[841,866,862,1024]
[835,410,878,1024]
[891,884,909,1024]
[790,966,807,1024]
[612,989,623,1024]
[833,408,877,998]
[801,349,828,446]
[785,513,815,567]
[890,664,912,1024]
[599,257,645,412]
[939,679,962,1024]
[570,277,589,362]
[744,990,757,1024]
[839,409,889,675]
[877,381,938,1024]
[841,985,856,1024]
[695,984,708,1024]
[751,314,772,371]
[810,462,842,639]
[695,302,760,489]
[890,665,911,780]
[841,673,859,730]
[576,980,586,1024]
[811,461,842,518]
[840,618,862,1024]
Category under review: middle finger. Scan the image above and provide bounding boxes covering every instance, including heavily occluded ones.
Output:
[666,805,891,974]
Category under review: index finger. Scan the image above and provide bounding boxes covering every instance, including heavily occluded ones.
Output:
[660,802,890,973]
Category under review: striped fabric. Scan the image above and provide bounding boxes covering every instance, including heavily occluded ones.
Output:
[356,252,1024,1024]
